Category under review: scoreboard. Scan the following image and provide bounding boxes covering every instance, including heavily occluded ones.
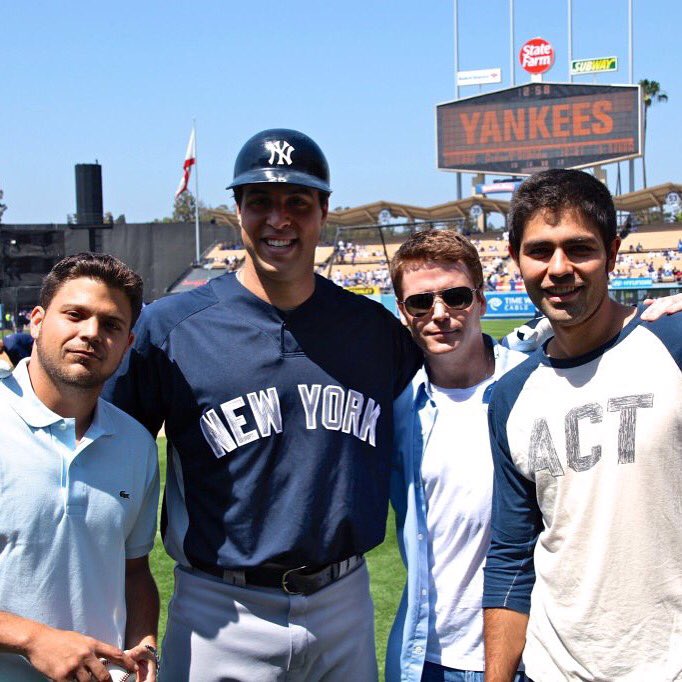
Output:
[436,83,641,175]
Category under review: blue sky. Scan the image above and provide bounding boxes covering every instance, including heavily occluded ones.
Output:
[3,1,680,224]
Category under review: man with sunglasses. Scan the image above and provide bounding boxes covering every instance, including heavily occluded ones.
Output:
[385,230,528,682]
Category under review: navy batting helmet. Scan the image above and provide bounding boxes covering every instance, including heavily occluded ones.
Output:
[227,128,331,194]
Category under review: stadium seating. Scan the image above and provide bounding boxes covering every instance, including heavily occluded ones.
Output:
[317,224,682,292]
[198,223,682,292]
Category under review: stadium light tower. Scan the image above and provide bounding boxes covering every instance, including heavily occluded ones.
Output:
[453,0,462,200]
[509,0,515,87]
[568,0,573,83]
[628,0,635,193]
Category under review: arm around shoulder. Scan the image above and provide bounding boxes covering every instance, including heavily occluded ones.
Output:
[640,292,682,321]
[103,306,167,437]
[390,314,422,397]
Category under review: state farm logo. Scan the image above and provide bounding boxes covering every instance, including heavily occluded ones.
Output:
[519,37,554,75]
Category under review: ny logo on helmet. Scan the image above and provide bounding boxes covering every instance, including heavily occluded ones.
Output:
[265,140,295,166]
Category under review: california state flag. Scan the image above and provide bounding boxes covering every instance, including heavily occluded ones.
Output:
[175,127,196,198]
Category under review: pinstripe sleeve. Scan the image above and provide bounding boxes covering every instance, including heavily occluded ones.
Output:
[482,369,543,614]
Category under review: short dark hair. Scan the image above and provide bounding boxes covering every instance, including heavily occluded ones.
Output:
[233,186,330,209]
[40,253,143,328]
[508,169,617,256]
[390,229,484,299]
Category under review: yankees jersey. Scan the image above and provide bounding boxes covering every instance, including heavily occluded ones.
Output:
[482,310,682,681]
[105,273,421,570]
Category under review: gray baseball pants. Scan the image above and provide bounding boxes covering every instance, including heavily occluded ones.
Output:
[159,562,378,682]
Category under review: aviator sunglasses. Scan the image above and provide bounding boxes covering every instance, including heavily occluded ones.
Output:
[400,286,479,317]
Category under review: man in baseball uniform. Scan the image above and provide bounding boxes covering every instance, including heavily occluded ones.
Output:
[105,129,421,681]
[0,253,160,681]
[482,169,682,680]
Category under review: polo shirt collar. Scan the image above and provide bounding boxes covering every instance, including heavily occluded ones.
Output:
[88,399,115,439]
[6,359,115,438]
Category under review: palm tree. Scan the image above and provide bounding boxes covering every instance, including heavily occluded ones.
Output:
[639,79,668,188]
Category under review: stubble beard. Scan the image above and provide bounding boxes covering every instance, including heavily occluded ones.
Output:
[35,337,105,390]
[539,299,586,325]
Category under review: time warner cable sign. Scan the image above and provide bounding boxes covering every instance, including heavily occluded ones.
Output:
[436,83,641,175]
[483,292,537,319]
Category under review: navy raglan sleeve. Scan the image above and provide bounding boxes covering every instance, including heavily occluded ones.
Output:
[389,386,413,558]
[103,306,168,438]
[482,374,543,615]
[645,312,682,371]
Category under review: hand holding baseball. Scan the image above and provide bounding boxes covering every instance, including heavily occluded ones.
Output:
[23,622,137,682]
[123,642,158,682]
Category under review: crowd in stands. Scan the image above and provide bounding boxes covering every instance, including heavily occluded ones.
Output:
[218,255,241,271]
[329,266,392,290]
[334,240,391,265]
[215,241,242,250]
[321,230,682,292]
[612,249,682,283]
[203,242,244,271]
[197,228,682,292]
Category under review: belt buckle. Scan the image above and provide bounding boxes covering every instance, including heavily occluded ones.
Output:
[281,565,307,595]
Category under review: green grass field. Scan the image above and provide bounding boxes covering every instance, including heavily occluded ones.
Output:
[480,317,522,340]
[149,318,521,676]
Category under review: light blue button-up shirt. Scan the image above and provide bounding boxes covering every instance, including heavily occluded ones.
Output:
[385,337,526,682]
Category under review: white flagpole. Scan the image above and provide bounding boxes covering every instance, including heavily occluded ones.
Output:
[193,119,201,264]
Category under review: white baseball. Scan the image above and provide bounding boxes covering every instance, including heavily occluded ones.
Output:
[105,661,134,681]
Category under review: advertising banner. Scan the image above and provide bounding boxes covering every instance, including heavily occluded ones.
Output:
[483,291,537,318]
[457,68,502,86]
[519,38,554,75]
[346,285,380,296]
[610,277,653,288]
[475,181,523,194]
[570,57,618,75]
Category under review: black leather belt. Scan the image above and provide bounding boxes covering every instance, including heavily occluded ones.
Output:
[192,555,364,596]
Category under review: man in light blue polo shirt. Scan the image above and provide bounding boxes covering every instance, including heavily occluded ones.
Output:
[0,253,160,681]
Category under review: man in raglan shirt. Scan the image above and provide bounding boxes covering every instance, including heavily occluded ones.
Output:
[105,129,421,681]
[482,169,682,681]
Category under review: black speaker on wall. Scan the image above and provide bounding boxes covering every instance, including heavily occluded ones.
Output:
[75,163,103,225]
